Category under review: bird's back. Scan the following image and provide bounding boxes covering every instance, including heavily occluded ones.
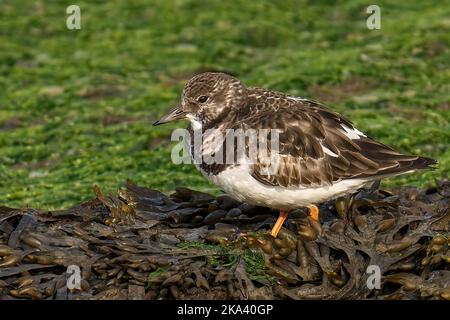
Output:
[222,87,437,188]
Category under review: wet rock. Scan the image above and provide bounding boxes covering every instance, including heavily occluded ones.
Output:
[226,208,242,218]
[238,203,259,215]
[204,210,227,225]
[172,187,215,205]
[159,234,180,245]
[217,195,241,210]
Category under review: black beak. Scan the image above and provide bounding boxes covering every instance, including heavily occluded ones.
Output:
[153,105,186,126]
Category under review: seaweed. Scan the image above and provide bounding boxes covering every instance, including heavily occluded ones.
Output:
[0,179,448,299]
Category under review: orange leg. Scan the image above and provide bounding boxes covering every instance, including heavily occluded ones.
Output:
[270,210,289,238]
[307,204,319,222]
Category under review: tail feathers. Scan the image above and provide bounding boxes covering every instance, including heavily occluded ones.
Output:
[368,155,437,180]
[356,137,437,179]
[410,156,438,170]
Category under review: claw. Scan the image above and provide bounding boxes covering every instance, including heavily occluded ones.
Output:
[307,204,319,222]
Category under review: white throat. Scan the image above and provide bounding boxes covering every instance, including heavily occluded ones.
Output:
[186,114,203,130]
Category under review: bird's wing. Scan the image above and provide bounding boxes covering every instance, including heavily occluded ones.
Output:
[232,91,435,188]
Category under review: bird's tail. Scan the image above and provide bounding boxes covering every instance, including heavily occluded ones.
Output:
[368,155,437,181]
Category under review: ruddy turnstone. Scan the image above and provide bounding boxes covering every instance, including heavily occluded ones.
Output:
[154,72,437,237]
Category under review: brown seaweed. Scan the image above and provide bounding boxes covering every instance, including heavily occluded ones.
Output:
[0,179,448,300]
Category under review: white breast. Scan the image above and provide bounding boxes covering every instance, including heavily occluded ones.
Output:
[187,118,369,209]
[208,165,369,210]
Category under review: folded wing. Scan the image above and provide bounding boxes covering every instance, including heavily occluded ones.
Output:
[234,95,436,188]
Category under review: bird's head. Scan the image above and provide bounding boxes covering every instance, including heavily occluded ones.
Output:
[153,72,247,127]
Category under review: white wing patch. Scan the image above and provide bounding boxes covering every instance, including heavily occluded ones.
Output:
[340,124,366,140]
[288,96,308,102]
[322,144,339,157]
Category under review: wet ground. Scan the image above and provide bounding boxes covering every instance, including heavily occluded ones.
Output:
[0,180,449,300]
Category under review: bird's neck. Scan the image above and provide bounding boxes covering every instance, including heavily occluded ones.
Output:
[193,107,238,132]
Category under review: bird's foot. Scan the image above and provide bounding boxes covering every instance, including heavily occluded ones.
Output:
[307,204,319,222]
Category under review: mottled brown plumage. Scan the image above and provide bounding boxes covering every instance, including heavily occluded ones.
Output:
[154,72,437,237]
[162,72,435,187]
[239,90,436,187]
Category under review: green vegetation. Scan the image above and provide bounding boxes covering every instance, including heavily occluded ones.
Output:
[177,240,272,282]
[147,266,167,281]
[177,240,232,268]
[177,240,221,251]
[242,250,272,282]
[0,0,448,209]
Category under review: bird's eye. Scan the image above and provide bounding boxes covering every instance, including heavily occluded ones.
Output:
[197,95,209,103]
